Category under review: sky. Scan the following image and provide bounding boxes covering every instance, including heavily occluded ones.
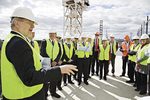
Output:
[0,0,150,40]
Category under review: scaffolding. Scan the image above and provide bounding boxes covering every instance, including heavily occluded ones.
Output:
[63,0,89,36]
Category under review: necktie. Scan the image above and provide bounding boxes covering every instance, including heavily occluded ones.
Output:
[52,41,54,46]
[30,41,34,47]
[96,38,98,50]
[82,42,85,46]
[67,43,71,49]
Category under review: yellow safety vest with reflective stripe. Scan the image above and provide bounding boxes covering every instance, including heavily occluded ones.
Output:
[34,41,40,53]
[138,44,149,66]
[46,39,59,61]
[129,44,141,62]
[98,44,110,60]
[77,42,90,58]
[64,42,74,59]
[1,34,43,99]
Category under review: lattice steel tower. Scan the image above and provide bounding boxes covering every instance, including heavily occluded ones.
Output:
[63,0,89,36]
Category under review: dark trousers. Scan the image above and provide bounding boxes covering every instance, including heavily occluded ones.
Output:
[135,72,141,90]
[62,62,74,83]
[140,73,147,93]
[88,55,93,76]
[73,55,78,79]
[121,56,128,75]
[99,60,109,79]
[127,60,136,81]
[49,78,62,94]
[110,53,116,74]
[148,69,150,95]
[78,58,89,83]
[92,51,99,75]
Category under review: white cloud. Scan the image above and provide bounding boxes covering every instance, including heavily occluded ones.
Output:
[0,0,150,40]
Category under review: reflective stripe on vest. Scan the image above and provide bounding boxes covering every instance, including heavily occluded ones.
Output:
[77,42,90,58]
[46,39,59,61]
[99,44,110,60]
[64,42,74,59]
[34,41,40,53]
[138,44,149,66]
[1,34,43,99]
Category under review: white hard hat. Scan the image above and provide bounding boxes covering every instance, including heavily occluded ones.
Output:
[140,34,149,40]
[11,7,37,24]
[74,34,80,38]
[109,34,114,38]
[102,36,107,41]
[64,34,72,39]
[81,33,87,38]
[57,33,63,38]
[132,35,139,40]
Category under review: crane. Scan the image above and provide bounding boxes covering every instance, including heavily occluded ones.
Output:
[62,0,89,36]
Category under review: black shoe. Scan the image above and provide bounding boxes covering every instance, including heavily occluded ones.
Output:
[103,77,107,80]
[68,81,74,84]
[84,81,89,85]
[120,75,125,77]
[133,83,136,87]
[91,73,94,76]
[99,78,102,80]
[64,83,67,86]
[58,87,62,91]
[88,76,91,78]
[135,88,140,91]
[126,80,134,83]
[51,93,61,98]
[96,73,99,76]
[112,74,116,77]
[139,91,147,95]
[78,82,81,85]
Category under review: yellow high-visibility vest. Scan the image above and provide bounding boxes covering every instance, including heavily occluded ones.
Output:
[98,44,110,60]
[1,34,43,99]
[64,42,74,59]
[77,42,90,58]
[137,44,149,66]
[128,44,141,62]
[34,41,40,53]
[46,39,59,61]
[147,57,150,64]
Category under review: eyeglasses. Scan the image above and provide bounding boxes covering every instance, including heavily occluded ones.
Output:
[22,19,34,26]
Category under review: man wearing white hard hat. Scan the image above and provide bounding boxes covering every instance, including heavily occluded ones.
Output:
[77,34,90,85]
[86,34,94,78]
[126,35,141,84]
[109,34,118,77]
[98,37,110,80]
[136,34,149,95]
[62,34,75,86]
[1,7,77,100]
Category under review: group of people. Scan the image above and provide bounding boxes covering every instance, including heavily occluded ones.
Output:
[119,34,150,95]
[32,29,119,98]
